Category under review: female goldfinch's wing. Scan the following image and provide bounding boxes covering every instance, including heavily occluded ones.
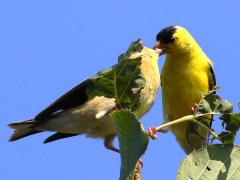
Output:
[35,79,91,121]
[34,65,116,121]
[8,79,92,142]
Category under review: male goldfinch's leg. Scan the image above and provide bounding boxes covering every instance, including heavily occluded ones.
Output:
[191,103,199,113]
[147,127,158,140]
[147,126,168,140]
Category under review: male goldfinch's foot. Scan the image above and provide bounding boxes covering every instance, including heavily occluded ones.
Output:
[160,128,169,133]
[191,103,199,113]
[147,127,158,140]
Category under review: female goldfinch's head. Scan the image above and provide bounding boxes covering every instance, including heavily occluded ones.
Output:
[154,26,196,55]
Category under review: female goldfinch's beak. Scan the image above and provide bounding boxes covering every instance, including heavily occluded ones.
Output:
[153,41,165,56]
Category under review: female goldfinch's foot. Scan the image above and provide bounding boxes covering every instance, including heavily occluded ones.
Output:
[138,159,143,168]
[147,127,158,140]
[104,134,120,153]
[134,160,143,179]
[191,103,199,113]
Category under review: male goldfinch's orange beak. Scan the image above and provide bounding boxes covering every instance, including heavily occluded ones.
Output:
[153,41,161,49]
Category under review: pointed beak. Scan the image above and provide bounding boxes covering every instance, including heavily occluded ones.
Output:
[153,41,165,56]
[153,41,161,49]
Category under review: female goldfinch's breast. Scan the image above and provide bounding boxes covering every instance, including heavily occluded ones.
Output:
[135,55,160,118]
[162,56,210,121]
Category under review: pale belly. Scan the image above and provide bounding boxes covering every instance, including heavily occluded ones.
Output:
[135,86,158,118]
[37,96,116,138]
[135,58,160,118]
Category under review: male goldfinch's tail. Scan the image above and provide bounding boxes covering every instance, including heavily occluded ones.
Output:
[171,120,210,154]
[8,120,41,141]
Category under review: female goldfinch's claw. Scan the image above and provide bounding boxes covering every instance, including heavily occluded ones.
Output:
[147,127,158,140]
[138,159,144,168]
[191,103,199,113]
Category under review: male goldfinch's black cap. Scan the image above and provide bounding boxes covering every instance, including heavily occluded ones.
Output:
[156,26,177,44]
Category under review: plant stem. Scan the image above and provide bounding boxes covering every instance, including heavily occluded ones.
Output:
[155,114,220,140]
[155,115,195,132]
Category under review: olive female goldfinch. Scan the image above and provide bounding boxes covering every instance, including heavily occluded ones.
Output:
[154,26,216,154]
[8,43,161,153]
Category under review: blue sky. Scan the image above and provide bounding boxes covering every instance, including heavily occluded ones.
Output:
[1,0,240,179]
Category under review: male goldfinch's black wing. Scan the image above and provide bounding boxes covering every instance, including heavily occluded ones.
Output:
[206,63,216,129]
[185,62,216,151]
[208,63,216,90]
[191,62,216,146]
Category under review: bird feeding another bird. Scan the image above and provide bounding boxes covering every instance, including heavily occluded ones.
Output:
[8,26,216,155]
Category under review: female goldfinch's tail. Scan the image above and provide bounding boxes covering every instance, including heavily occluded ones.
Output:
[8,120,41,141]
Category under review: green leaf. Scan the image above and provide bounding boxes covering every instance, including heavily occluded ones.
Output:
[86,39,146,111]
[111,110,149,180]
[221,114,240,131]
[118,39,143,63]
[218,132,236,144]
[195,90,233,116]
[177,144,240,180]
[218,113,240,144]
[220,100,234,114]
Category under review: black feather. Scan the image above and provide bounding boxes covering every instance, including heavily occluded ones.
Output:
[44,132,79,143]
[9,131,40,141]
[209,65,216,90]
[156,26,177,44]
[35,79,90,121]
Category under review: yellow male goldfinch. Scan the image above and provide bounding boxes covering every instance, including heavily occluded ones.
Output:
[8,40,161,153]
[154,26,216,154]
